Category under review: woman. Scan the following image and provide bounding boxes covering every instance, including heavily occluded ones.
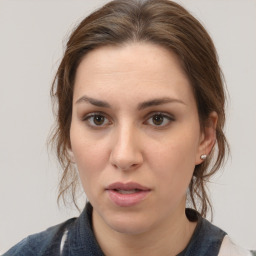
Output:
[3,0,254,255]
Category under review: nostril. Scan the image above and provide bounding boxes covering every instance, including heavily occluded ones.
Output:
[109,133,143,170]
[112,161,142,171]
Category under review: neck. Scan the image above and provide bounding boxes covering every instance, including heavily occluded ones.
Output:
[92,202,197,256]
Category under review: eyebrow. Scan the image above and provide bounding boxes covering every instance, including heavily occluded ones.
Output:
[137,97,186,110]
[75,95,186,109]
[76,96,111,108]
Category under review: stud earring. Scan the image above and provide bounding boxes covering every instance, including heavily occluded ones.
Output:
[200,154,207,160]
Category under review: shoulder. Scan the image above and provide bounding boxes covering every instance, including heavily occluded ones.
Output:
[181,209,227,255]
[218,235,253,256]
[3,217,76,256]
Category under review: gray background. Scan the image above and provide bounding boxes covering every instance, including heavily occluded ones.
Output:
[0,0,255,253]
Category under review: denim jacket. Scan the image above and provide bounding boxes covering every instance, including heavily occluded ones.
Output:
[3,203,252,256]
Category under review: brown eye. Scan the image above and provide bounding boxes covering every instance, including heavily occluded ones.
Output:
[146,112,174,127]
[152,114,164,125]
[93,115,105,125]
[83,113,111,128]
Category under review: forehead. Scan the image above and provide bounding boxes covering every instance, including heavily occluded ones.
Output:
[73,42,194,105]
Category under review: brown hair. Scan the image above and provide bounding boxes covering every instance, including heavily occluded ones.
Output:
[50,0,228,217]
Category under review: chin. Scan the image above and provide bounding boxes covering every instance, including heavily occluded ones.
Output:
[103,210,156,235]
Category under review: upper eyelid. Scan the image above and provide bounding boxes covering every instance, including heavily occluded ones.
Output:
[82,112,111,123]
[82,111,173,117]
[144,112,175,127]
[83,112,112,127]
[82,111,109,119]
[145,111,175,119]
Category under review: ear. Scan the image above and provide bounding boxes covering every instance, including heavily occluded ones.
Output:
[195,111,218,165]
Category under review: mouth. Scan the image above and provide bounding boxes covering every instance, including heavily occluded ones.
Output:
[106,182,151,207]
[112,189,142,194]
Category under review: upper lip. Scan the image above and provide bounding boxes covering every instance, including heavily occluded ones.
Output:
[106,182,151,191]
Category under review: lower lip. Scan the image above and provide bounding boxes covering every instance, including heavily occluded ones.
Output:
[107,190,150,207]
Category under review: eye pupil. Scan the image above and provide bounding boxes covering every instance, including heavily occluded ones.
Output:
[152,115,163,125]
[94,115,105,125]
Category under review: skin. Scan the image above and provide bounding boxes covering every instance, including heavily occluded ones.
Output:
[70,42,217,256]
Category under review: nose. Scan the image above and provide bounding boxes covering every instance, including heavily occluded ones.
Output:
[110,124,143,171]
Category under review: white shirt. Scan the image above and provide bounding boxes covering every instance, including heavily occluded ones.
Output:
[218,236,253,256]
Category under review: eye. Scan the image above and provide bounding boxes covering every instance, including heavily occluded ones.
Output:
[83,113,111,127]
[146,113,174,127]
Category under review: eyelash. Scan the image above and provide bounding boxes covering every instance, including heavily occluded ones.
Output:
[82,112,111,128]
[144,112,175,128]
[82,112,175,128]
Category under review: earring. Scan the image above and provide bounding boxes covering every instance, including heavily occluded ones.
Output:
[200,154,207,160]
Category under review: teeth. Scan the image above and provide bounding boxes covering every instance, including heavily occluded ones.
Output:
[116,189,138,194]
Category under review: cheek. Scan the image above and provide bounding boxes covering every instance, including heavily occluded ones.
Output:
[70,127,109,191]
[147,131,199,192]
[74,144,108,173]
[72,142,109,201]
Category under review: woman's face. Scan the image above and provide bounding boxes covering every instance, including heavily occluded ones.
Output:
[70,43,206,234]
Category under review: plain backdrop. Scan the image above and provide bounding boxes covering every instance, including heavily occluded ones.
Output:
[0,0,255,253]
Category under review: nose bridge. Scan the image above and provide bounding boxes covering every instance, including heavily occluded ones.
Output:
[110,119,142,170]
